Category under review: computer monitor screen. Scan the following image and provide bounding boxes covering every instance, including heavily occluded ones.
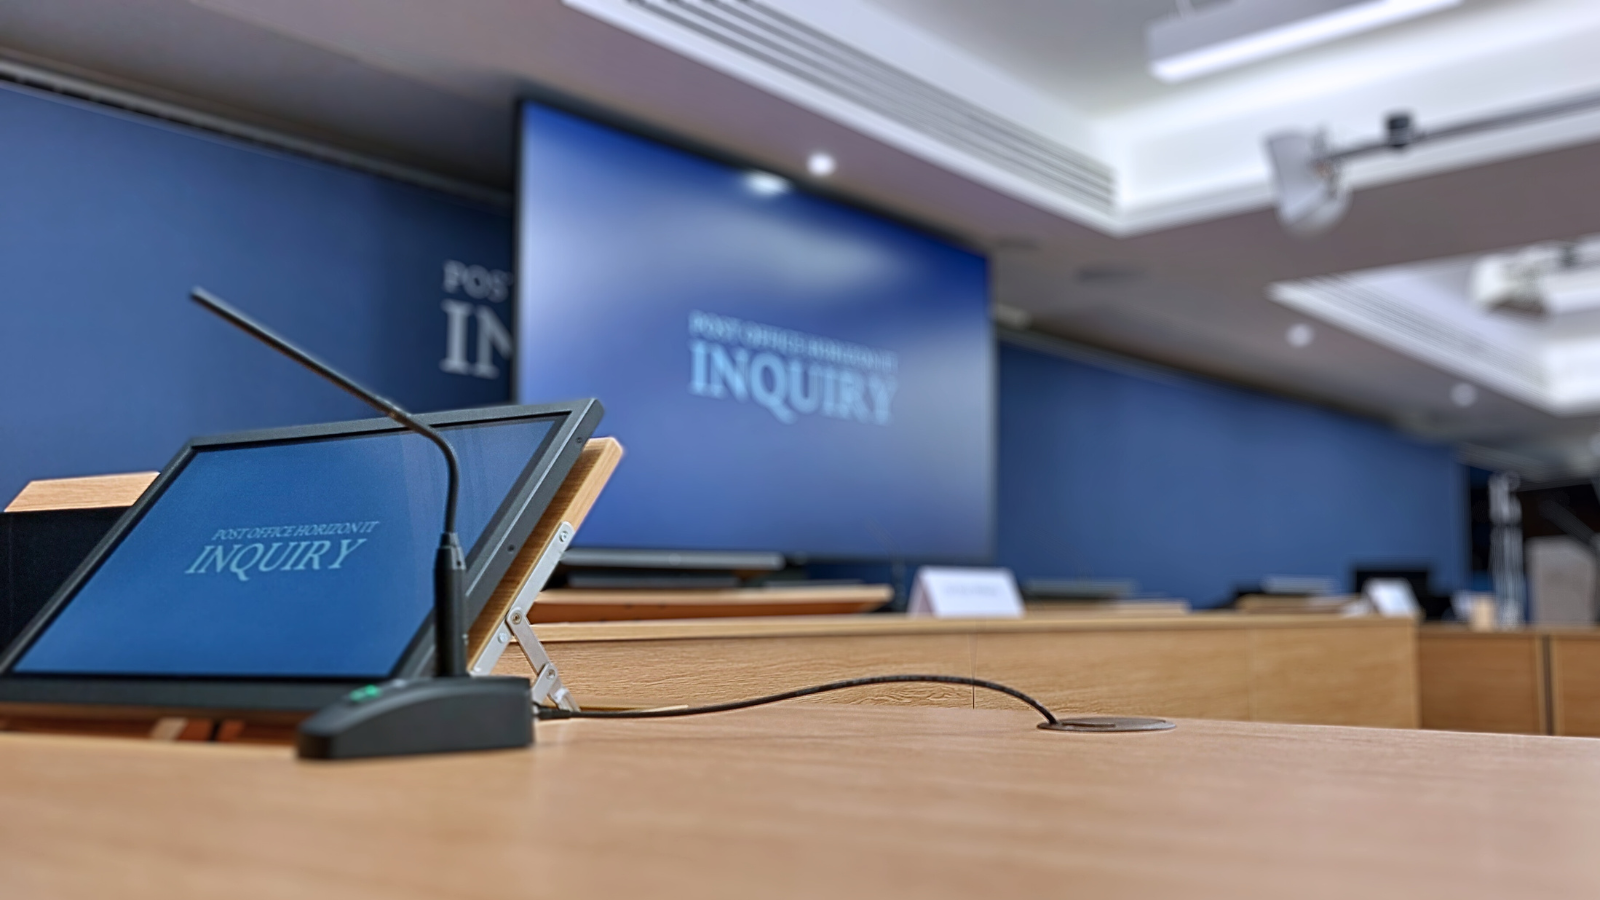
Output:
[12,416,557,680]
[515,100,993,560]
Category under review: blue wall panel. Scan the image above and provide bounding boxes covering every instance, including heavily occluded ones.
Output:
[0,84,511,503]
[996,341,1464,607]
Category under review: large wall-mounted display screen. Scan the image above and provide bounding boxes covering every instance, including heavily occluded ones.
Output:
[515,100,992,559]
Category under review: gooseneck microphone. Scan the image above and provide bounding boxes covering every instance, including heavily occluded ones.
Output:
[192,287,532,759]
[191,287,468,677]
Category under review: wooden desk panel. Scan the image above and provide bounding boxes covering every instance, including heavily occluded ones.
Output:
[1418,631,1547,734]
[971,629,1252,719]
[2,708,1597,900]
[501,633,975,710]
[509,614,1417,727]
[1550,634,1600,737]
[1250,625,1419,728]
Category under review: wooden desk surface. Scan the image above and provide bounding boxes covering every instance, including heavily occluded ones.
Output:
[4,707,1594,899]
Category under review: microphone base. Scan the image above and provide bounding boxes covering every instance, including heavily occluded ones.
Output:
[297,676,532,760]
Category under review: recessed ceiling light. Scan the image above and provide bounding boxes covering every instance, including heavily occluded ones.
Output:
[742,171,791,197]
[1286,323,1315,348]
[1148,0,1462,84]
[806,151,836,177]
[1450,382,1478,408]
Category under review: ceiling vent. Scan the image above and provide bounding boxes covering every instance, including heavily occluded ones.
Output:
[571,0,1116,215]
[1271,274,1547,406]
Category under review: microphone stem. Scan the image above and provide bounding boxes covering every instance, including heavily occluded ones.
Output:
[191,286,467,677]
[435,534,466,678]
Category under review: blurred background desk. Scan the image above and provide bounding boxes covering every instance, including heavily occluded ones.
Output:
[499,612,1419,728]
[1419,625,1600,736]
[4,706,1596,900]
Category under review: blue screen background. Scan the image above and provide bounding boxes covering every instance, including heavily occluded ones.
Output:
[15,418,554,678]
[515,102,992,559]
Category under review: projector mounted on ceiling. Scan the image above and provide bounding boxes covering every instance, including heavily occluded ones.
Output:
[1270,234,1600,417]
[1147,0,1461,84]
[1471,241,1600,317]
[1264,130,1348,238]
[1264,89,1600,237]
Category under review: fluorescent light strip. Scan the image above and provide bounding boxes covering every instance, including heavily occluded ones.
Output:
[1152,0,1461,83]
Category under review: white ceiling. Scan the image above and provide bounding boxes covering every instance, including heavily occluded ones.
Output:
[866,0,1527,115]
[5,0,1600,473]
[864,0,1194,116]
[1273,235,1600,416]
[564,0,1600,233]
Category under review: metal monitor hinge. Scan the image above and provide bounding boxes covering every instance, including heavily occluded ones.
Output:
[506,605,577,712]
[469,521,580,712]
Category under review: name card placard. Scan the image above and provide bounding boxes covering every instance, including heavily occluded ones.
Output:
[908,567,1024,619]
[1363,578,1421,619]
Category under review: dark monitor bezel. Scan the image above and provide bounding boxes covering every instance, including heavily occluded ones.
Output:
[0,399,602,719]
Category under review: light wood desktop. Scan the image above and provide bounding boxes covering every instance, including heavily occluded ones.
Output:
[3,705,1597,899]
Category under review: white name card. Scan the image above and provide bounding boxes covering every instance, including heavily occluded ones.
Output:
[908,566,1024,619]
[1363,578,1421,619]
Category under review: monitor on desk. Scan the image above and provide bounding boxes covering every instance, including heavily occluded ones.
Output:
[0,400,601,717]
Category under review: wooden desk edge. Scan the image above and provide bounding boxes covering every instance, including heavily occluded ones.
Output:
[1421,625,1600,639]
[531,611,1417,643]
[5,471,160,512]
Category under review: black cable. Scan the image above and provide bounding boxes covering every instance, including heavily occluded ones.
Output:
[532,675,1059,725]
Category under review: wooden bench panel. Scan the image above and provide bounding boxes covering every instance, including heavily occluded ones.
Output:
[971,629,1253,720]
[1551,635,1600,737]
[515,634,976,710]
[1417,632,1546,734]
[1250,625,1418,728]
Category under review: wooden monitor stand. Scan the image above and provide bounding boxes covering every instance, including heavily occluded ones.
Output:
[464,436,624,708]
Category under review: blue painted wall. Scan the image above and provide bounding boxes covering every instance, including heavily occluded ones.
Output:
[996,340,1465,607]
[0,84,513,504]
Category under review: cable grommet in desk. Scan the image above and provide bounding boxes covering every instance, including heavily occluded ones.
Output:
[1039,716,1175,733]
